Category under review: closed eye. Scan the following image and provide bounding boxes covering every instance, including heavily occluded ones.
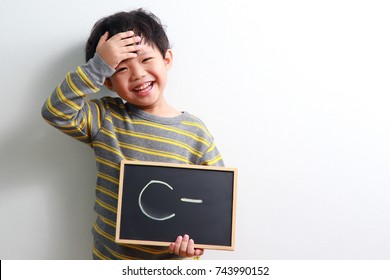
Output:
[142,57,153,63]
[115,67,127,74]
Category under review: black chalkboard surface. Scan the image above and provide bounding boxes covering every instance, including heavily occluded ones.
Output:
[116,160,238,250]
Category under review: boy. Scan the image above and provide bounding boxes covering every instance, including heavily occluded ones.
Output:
[42,8,224,260]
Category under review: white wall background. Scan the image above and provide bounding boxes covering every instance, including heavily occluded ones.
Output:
[1,0,389,259]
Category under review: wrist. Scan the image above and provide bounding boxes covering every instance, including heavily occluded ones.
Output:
[82,53,116,86]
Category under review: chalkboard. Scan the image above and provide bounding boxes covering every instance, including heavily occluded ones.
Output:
[115,160,238,250]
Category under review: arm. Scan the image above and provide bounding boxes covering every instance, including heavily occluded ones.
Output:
[200,141,224,167]
[41,31,141,143]
[41,53,113,144]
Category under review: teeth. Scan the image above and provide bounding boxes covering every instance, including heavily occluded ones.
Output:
[134,82,152,91]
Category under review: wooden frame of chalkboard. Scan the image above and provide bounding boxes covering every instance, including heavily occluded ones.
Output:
[116,160,238,251]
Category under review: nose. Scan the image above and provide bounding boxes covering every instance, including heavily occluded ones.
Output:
[129,62,146,81]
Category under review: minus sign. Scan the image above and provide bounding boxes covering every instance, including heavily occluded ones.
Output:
[181,198,203,204]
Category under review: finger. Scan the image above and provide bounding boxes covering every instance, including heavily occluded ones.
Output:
[195,248,204,256]
[97,31,109,47]
[121,36,142,46]
[168,242,175,254]
[111,30,135,41]
[186,239,195,257]
[119,52,139,61]
[179,234,190,256]
[173,235,183,256]
[121,45,142,54]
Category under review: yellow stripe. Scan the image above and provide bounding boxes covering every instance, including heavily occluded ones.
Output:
[93,101,102,129]
[46,108,85,134]
[79,113,87,131]
[118,141,192,164]
[101,127,116,139]
[95,198,117,213]
[96,157,120,170]
[56,85,81,111]
[98,172,119,184]
[113,127,203,158]
[181,121,212,138]
[77,66,100,92]
[134,120,211,147]
[66,72,85,97]
[121,242,171,254]
[207,142,216,153]
[46,97,72,120]
[93,245,110,260]
[202,154,223,166]
[110,111,211,147]
[93,222,115,242]
[105,115,113,123]
[46,92,88,136]
[56,126,82,134]
[97,214,116,227]
[73,134,89,141]
[96,185,118,200]
[86,102,93,136]
[93,141,125,159]
[45,99,86,130]
[93,141,136,160]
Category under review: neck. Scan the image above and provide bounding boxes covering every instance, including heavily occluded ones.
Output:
[138,98,181,118]
[145,106,181,117]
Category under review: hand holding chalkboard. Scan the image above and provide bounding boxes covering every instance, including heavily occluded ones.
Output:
[116,161,238,250]
[169,234,204,257]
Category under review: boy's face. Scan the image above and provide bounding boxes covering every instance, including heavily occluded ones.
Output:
[104,42,173,113]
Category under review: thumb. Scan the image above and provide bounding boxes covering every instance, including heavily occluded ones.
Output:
[195,248,204,256]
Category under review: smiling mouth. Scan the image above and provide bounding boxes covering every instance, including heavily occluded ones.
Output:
[133,82,154,95]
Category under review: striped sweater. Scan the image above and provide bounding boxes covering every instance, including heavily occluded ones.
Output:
[41,53,224,259]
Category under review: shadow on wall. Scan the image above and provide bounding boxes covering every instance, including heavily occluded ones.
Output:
[0,44,114,259]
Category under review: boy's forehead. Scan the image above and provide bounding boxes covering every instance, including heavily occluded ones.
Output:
[136,42,159,55]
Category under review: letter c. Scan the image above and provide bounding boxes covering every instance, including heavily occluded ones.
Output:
[138,180,176,221]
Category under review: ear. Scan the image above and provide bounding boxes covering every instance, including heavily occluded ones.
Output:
[104,78,114,91]
[164,49,173,70]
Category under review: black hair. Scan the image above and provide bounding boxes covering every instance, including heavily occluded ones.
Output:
[85,8,170,62]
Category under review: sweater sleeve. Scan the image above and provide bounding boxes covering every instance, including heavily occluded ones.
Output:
[41,53,116,144]
[199,141,225,167]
